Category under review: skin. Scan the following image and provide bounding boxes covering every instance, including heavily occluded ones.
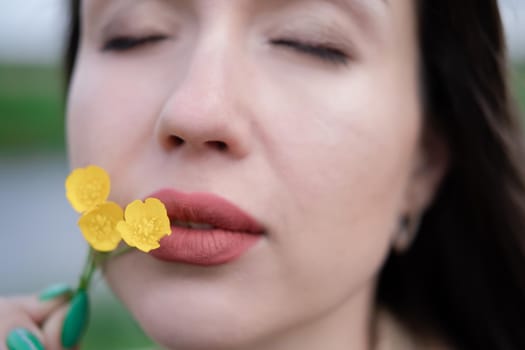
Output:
[0,296,70,350]
[66,0,448,349]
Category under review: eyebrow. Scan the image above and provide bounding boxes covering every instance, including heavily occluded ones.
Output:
[327,0,388,11]
[84,0,160,26]
[85,0,388,42]
[324,0,388,37]
[84,0,177,37]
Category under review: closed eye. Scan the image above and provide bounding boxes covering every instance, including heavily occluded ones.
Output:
[102,35,168,52]
[270,39,349,66]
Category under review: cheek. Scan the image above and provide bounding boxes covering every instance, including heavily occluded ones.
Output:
[66,55,167,177]
[254,63,421,299]
[259,64,421,218]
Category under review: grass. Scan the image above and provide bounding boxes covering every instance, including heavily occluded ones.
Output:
[514,62,525,112]
[0,65,65,151]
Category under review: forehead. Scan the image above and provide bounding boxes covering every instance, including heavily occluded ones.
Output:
[82,0,388,21]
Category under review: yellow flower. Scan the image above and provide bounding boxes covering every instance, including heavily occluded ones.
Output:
[78,202,124,252]
[65,166,172,254]
[66,165,111,213]
[117,198,171,253]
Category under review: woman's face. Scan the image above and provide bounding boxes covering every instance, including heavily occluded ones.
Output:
[67,0,444,348]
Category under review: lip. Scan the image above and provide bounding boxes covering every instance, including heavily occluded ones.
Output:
[147,189,265,266]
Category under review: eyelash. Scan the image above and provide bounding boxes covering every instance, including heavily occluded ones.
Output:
[102,35,349,66]
[270,39,349,66]
[102,35,167,51]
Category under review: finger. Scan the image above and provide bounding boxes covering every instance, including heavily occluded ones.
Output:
[0,299,45,350]
[41,304,68,350]
[9,293,71,327]
[43,291,89,350]
[5,328,45,350]
[8,284,73,326]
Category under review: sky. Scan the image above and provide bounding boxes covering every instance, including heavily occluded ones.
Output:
[0,0,523,64]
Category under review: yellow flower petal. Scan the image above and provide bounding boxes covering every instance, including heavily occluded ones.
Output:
[78,202,123,252]
[66,165,111,213]
[117,198,171,253]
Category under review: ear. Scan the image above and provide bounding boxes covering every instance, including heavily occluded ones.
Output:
[403,127,450,216]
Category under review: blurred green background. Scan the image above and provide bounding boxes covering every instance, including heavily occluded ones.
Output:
[514,62,525,111]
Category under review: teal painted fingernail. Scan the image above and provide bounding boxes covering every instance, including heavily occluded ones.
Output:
[61,289,89,349]
[39,283,73,301]
[6,328,44,350]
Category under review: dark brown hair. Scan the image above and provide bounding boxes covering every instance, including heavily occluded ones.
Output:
[64,1,525,349]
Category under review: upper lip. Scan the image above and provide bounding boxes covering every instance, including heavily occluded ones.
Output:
[146,189,265,234]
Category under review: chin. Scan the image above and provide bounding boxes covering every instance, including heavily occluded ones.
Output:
[124,287,270,350]
[104,253,278,350]
[139,312,254,350]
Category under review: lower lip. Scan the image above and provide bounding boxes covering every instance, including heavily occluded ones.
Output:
[151,226,263,266]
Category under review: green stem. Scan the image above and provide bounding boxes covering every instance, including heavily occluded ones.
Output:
[76,245,134,292]
[78,249,96,291]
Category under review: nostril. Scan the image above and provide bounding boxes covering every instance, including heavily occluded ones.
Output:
[165,136,228,151]
[206,140,228,151]
[169,135,185,147]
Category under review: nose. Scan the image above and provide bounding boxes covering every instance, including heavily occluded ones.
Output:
[155,38,253,159]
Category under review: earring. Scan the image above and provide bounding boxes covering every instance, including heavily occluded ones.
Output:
[393,213,422,254]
